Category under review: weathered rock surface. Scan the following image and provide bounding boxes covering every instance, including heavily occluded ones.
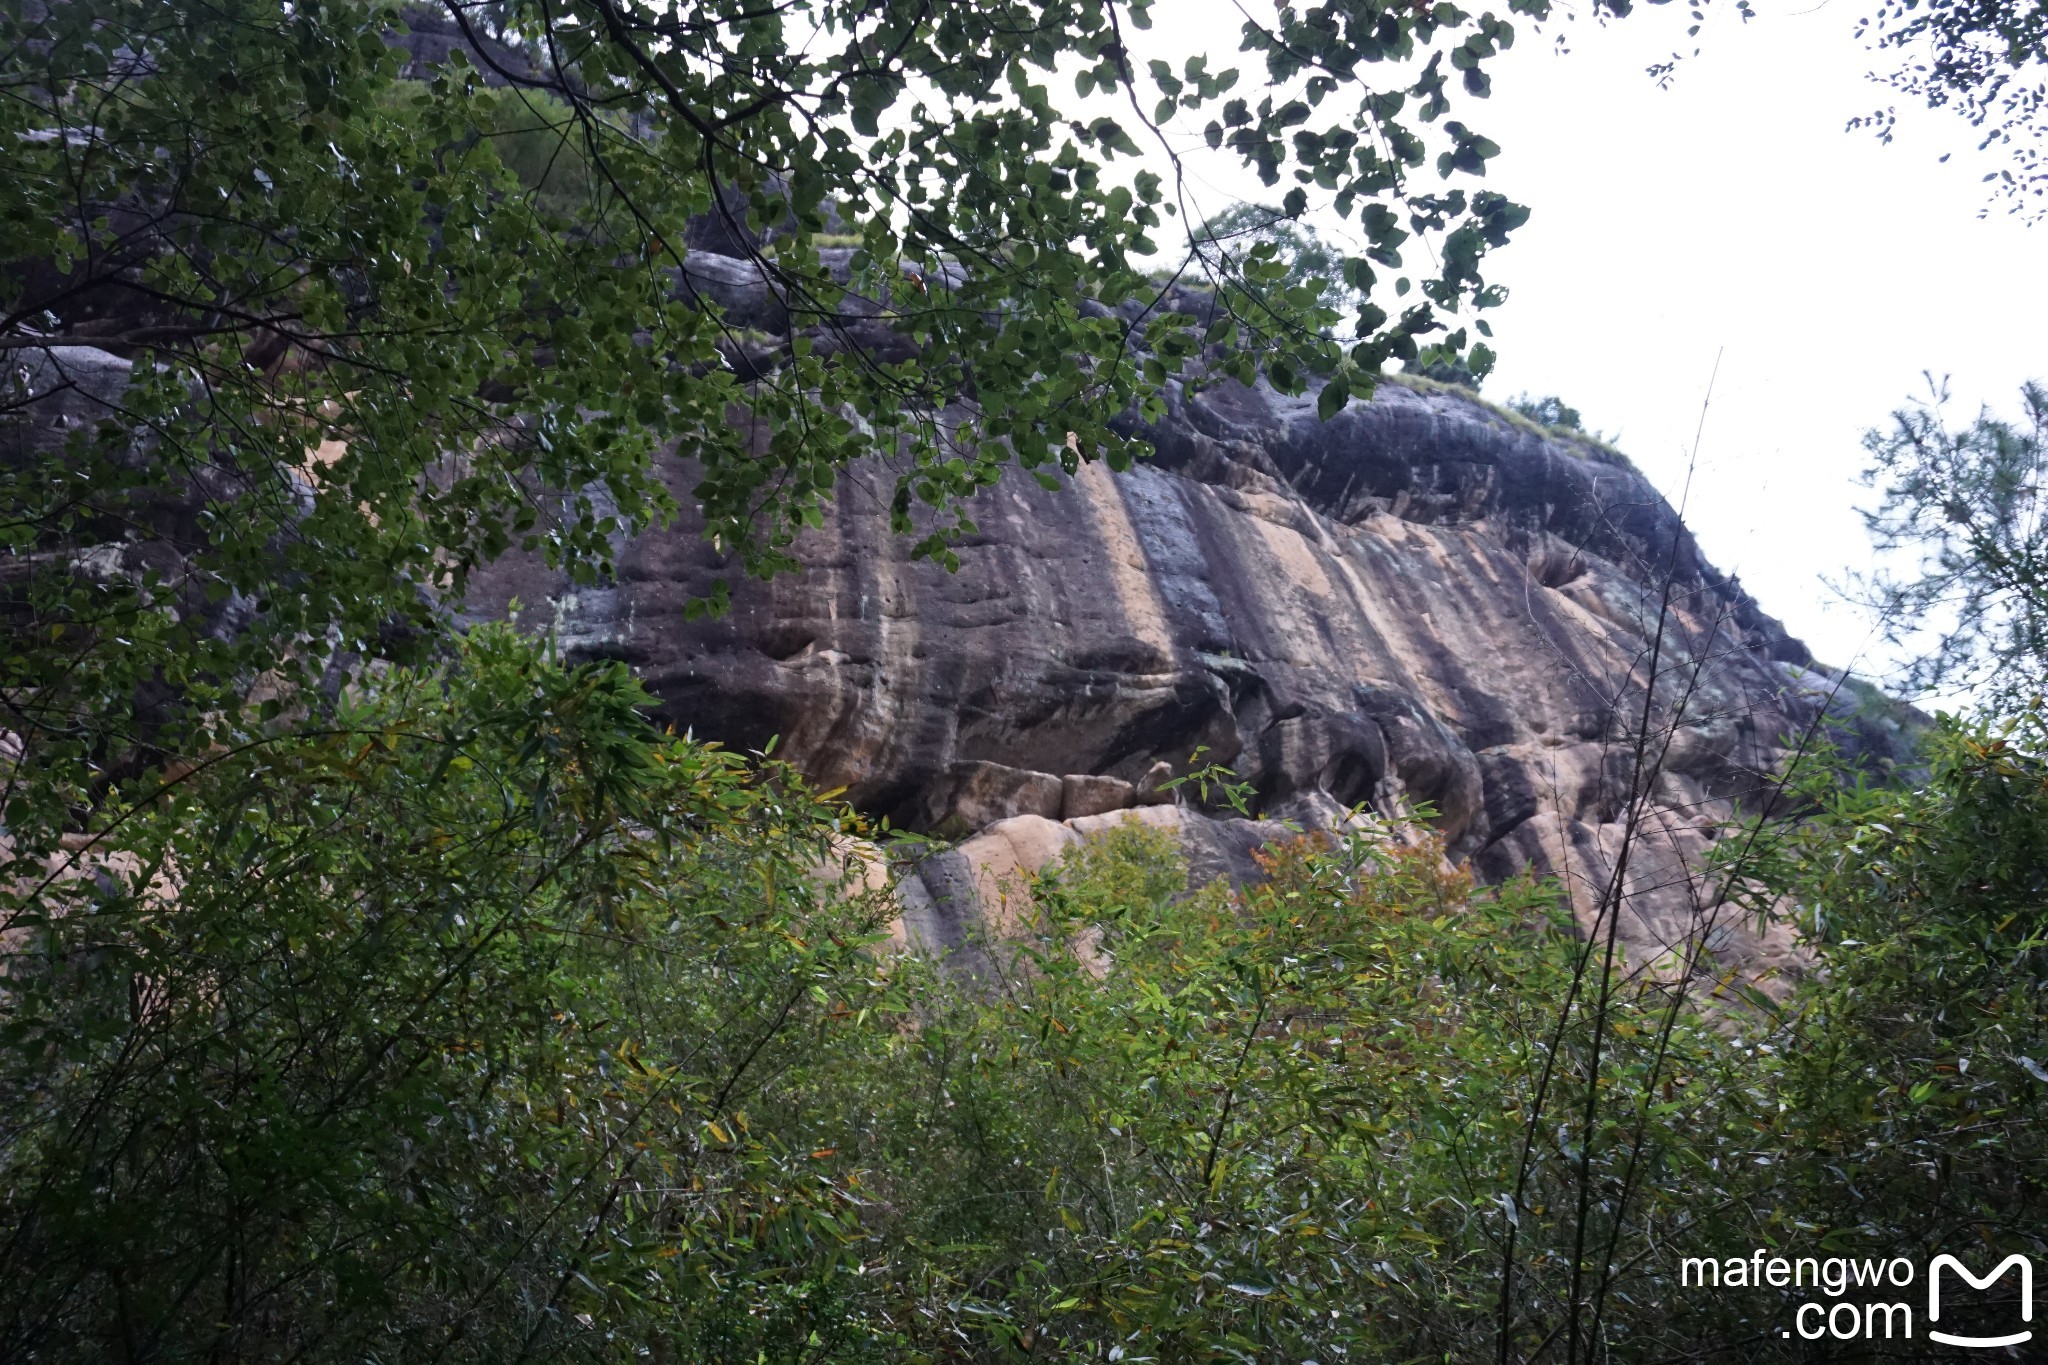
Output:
[3,17,1919,981]
[4,233,1914,982]
[466,335,1919,978]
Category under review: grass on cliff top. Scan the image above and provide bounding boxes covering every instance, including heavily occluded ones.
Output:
[1382,371,1638,471]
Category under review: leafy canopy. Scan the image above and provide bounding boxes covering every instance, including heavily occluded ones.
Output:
[1855,379,2048,705]
[2,0,1542,862]
[1853,0,2048,212]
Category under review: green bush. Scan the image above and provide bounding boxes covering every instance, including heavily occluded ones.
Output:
[0,628,896,1361]
[8,627,2039,1361]
[1735,715,2048,1272]
[805,825,1780,1361]
[1509,394,1585,431]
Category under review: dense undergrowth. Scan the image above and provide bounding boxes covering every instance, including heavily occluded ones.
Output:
[4,627,2042,1362]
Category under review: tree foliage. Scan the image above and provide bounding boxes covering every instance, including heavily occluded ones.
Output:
[852,823,1777,1363]
[0,693,1768,1362]
[1854,0,2048,212]
[0,627,898,1360]
[1762,716,2048,1252]
[1856,378,2048,705]
[1510,392,1583,430]
[2,618,2042,1361]
[1709,716,2048,1346]
[0,0,1548,891]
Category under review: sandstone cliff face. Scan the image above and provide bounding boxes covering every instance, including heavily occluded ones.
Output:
[467,338,1915,978]
[7,322,1911,980]
[4,14,1912,983]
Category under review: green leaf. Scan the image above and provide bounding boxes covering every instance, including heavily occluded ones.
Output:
[1318,375,1352,420]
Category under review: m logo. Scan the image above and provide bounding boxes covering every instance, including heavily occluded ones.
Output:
[1928,1254,2034,1349]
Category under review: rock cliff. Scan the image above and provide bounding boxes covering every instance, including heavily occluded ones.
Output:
[9,252,1914,983]
[466,304,1917,978]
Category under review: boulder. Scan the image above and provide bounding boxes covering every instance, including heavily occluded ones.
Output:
[1061,773,1135,819]
[919,760,1063,835]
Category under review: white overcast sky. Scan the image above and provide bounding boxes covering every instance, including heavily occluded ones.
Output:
[1131,0,2047,682]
